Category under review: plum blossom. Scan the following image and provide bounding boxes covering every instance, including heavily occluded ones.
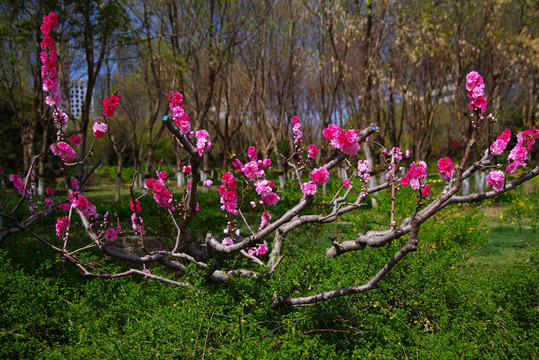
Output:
[343,179,350,188]
[92,121,108,138]
[46,187,55,196]
[103,94,120,117]
[437,157,454,180]
[490,129,511,156]
[70,192,97,218]
[55,216,69,237]
[195,130,211,156]
[487,171,505,192]
[158,171,167,180]
[307,144,318,159]
[9,174,24,194]
[255,244,268,256]
[466,71,487,113]
[104,226,122,241]
[203,180,213,187]
[310,166,329,185]
[259,212,271,230]
[50,142,76,163]
[183,165,191,174]
[301,181,317,196]
[69,135,81,146]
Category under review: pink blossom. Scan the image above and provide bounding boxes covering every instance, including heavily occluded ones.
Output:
[183,165,191,174]
[262,192,280,206]
[50,142,76,163]
[168,91,184,108]
[259,212,272,230]
[69,135,81,146]
[248,146,257,161]
[421,184,431,198]
[9,174,24,194]
[46,187,55,196]
[466,71,487,113]
[437,157,454,180]
[222,237,233,246]
[357,160,370,173]
[59,203,71,211]
[92,121,108,138]
[203,180,213,187]
[301,181,317,196]
[506,144,528,174]
[255,244,268,256]
[41,35,54,49]
[104,226,121,241]
[158,171,167,180]
[400,175,410,186]
[102,94,120,117]
[55,216,69,237]
[130,199,141,213]
[487,171,505,192]
[44,198,52,207]
[306,144,318,159]
[310,166,329,185]
[343,179,350,187]
[131,212,145,235]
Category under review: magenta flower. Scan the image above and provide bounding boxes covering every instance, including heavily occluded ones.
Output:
[301,181,317,196]
[183,165,191,174]
[437,157,454,180]
[158,171,167,180]
[55,216,69,237]
[50,142,76,163]
[256,244,268,256]
[307,144,318,159]
[46,187,55,196]
[69,134,81,146]
[487,171,505,192]
[92,121,108,138]
[310,166,329,185]
[343,179,350,188]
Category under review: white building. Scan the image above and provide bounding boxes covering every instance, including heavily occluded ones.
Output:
[61,79,92,117]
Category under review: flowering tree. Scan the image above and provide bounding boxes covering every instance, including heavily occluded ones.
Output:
[3,13,538,307]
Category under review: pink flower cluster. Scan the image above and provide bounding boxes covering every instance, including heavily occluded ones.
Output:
[357,160,371,183]
[9,174,24,195]
[40,12,61,107]
[506,126,539,174]
[301,181,317,196]
[145,178,174,210]
[342,179,350,187]
[490,129,511,156]
[466,71,487,113]
[55,216,69,238]
[69,135,81,146]
[437,157,454,180]
[323,125,360,156]
[259,212,272,230]
[254,179,280,206]
[50,142,76,163]
[218,172,238,214]
[169,91,190,134]
[307,144,318,159]
[292,116,303,145]
[103,94,120,117]
[92,121,108,138]
[247,244,268,257]
[487,170,505,192]
[53,109,68,134]
[310,166,329,185]
[234,148,271,180]
[104,226,122,241]
[400,161,429,197]
[129,199,145,235]
[195,130,211,156]
[69,192,97,218]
